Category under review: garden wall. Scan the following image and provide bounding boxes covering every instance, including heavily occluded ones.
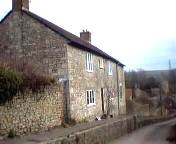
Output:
[0,85,64,136]
[42,115,175,144]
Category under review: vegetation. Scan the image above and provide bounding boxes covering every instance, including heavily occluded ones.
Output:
[168,68,176,95]
[126,68,176,95]
[0,59,55,105]
[125,69,160,92]
[0,67,23,104]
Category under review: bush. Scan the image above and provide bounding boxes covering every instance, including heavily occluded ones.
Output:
[21,72,55,92]
[0,67,23,104]
[20,62,55,92]
[0,59,55,104]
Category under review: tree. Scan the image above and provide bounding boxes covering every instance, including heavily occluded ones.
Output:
[168,68,176,95]
[125,70,138,89]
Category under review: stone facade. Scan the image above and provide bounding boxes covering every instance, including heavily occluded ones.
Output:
[0,1,126,134]
[67,45,126,121]
[0,86,64,136]
[117,66,126,114]
[0,11,68,79]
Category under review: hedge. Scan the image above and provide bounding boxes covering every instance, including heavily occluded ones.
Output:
[0,67,23,104]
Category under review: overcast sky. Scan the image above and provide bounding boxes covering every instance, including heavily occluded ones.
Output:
[0,0,176,71]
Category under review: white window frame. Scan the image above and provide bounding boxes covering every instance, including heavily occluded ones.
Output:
[86,52,94,72]
[99,59,104,69]
[86,90,96,106]
[108,62,113,75]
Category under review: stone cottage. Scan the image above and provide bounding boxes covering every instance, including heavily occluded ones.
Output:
[0,0,126,129]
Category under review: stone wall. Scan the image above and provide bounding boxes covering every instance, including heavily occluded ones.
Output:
[0,11,68,80]
[67,45,124,121]
[40,116,135,144]
[117,66,126,114]
[0,85,64,136]
[42,115,174,144]
[21,13,68,79]
[0,12,23,59]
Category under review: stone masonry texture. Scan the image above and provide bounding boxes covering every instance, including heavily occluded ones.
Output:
[41,116,174,144]
[67,45,126,121]
[0,7,126,134]
[0,85,64,136]
[0,11,68,79]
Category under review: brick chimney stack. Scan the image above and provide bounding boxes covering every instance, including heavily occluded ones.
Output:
[12,0,29,11]
[80,30,91,43]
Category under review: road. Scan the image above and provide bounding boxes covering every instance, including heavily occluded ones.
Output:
[109,118,176,144]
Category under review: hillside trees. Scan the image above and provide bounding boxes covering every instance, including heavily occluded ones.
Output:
[168,68,176,95]
[125,70,160,91]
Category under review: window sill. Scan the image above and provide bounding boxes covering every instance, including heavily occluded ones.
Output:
[87,103,96,107]
[86,70,94,73]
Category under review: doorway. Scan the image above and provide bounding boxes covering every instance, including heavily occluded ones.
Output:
[101,88,105,114]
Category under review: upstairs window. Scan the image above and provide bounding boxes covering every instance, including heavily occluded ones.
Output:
[99,59,104,69]
[108,62,113,75]
[86,52,93,72]
[86,90,96,106]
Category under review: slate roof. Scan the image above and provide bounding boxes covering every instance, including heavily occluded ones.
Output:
[0,9,125,67]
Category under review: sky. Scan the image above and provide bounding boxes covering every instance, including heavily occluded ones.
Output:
[0,0,176,71]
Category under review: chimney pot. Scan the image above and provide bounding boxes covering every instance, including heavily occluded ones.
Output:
[80,30,91,43]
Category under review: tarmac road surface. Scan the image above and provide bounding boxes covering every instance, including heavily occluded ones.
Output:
[109,117,176,144]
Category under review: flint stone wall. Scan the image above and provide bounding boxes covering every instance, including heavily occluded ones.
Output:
[0,85,64,136]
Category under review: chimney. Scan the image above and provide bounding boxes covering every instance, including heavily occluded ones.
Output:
[12,0,29,11]
[80,30,91,43]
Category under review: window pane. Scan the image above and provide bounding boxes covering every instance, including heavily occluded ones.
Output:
[87,91,89,104]
[90,91,92,103]
[92,91,94,103]
[86,53,94,72]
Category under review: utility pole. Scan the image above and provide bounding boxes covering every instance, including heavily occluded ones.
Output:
[168,59,172,96]
[160,83,162,116]
[169,59,172,70]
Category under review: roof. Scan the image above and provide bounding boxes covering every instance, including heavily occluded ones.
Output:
[0,11,12,24]
[1,9,125,67]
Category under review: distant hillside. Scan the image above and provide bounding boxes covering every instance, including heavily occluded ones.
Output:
[145,70,168,78]
[125,69,169,81]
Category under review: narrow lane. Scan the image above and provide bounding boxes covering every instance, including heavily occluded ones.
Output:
[109,118,176,144]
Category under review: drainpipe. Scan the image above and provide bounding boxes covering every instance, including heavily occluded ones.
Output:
[116,63,120,114]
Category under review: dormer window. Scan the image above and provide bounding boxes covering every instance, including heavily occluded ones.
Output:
[108,62,113,75]
[86,52,93,72]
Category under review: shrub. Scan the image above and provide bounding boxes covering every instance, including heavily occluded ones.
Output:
[21,72,55,93]
[0,59,55,104]
[15,61,55,92]
[0,67,23,104]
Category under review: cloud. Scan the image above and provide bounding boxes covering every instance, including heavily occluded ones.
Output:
[1,0,176,70]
